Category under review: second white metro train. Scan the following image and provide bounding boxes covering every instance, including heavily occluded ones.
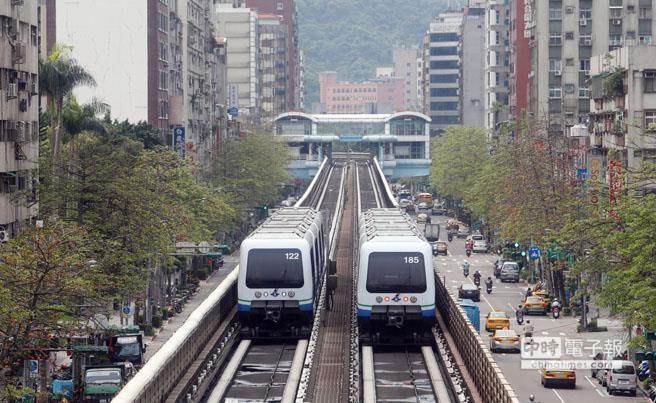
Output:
[356,208,436,343]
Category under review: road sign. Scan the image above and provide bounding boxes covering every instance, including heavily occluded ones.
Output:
[528,247,541,260]
[228,106,239,117]
[28,360,38,374]
[197,241,211,254]
[122,306,131,315]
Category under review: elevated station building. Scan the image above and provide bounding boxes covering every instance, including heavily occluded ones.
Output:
[274,112,431,179]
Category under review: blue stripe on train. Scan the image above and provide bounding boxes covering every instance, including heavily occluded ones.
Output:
[237,302,314,312]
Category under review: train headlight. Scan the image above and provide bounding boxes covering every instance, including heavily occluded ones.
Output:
[376,296,383,303]
[410,296,417,303]
[384,296,390,302]
[264,292,269,297]
[403,297,409,302]
[255,292,262,298]
[288,291,295,298]
[282,292,287,297]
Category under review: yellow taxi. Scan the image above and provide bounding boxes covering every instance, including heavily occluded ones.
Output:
[489,329,520,353]
[484,311,510,332]
[541,368,576,388]
[523,296,549,315]
[532,289,552,306]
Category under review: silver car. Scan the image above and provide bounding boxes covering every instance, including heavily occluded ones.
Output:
[499,262,520,283]
[489,329,520,353]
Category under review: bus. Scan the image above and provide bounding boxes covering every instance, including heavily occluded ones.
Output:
[416,193,433,209]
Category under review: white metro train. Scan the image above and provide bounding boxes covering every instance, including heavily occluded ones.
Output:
[356,208,436,344]
[238,208,327,338]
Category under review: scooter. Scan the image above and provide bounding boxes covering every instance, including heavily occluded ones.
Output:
[448,233,453,242]
[485,282,493,294]
[638,361,650,381]
[552,305,560,319]
[473,275,481,287]
[466,249,472,257]
[516,311,524,325]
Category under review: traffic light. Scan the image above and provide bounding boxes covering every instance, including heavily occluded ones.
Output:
[514,242,520,248]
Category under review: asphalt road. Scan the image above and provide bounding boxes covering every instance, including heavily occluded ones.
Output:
[425,214,647,403]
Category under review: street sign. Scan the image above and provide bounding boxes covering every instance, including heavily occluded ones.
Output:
[122,306,131,315]
[28,360,38,374]
[197,241,211,254]
[173,127,185,156]
[228,106,239,117]
[528,247,541,260]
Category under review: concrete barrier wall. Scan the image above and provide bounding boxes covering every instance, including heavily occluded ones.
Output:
[434,274,520,403]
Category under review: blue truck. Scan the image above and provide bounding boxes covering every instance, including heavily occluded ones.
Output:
[458,299,480,333]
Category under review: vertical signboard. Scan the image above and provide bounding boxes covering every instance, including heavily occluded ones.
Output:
[608,160,623,222]
[587,155,603,216]
[173,127,185,157]
[228,84,239,109]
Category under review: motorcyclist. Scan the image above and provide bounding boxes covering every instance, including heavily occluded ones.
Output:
[526,287,533,297]
[462,261,470,276]
[485,276,493,289]
[551,298,561,310]
[528,395,535,402]
[448,232,453,242]
[523,320,534,341]
[473,270,481,285]
[516,305,525,324]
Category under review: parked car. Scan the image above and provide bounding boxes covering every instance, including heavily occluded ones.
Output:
[499,262,520,283]
[489,329,520,353]
[493,259,511,278]
[458,283,480,302]
[432,201,446,215]
[603,361,637,396]
[541,368,576,389]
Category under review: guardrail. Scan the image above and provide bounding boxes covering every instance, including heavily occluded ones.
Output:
[434,274,520,403]
[113,269,238,403]
[296,157,328,207]
[372,157,397,208]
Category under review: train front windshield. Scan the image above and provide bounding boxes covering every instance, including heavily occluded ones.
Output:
[366,252,426,293]
[246,248,304,288]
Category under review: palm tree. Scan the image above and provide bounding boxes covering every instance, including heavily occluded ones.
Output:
[39,44,96,161]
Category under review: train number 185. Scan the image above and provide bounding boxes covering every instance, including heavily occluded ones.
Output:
[404,256,419,264]
[285,252,300,260]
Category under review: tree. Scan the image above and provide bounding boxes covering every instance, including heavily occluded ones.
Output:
[0,223,105,376]
[211,133,291,212]
[61,96,110,139]
[39,44,96,161]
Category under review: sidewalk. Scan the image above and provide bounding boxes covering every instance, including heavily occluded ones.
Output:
[144,257,238,361]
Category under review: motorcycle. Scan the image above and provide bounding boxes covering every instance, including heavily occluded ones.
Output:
[516,310,524,325]
[447,233,453,242]
[638,360,650,381]
[473,275,481,287]
[552,305,560,319]
[485,281,493,294]
[466,249,472,257]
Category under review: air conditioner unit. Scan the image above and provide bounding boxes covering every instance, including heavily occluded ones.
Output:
[7,83,17,99]
[612,19,622,25]
[584,70,591,77]
[0,231,9,242]
[555,70,562,76]
[581,39,592,46]
[579,19,587,26]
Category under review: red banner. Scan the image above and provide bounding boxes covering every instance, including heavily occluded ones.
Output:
[608,160,623,222]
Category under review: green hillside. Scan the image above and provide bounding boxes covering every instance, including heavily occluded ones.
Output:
[297,0,449,108]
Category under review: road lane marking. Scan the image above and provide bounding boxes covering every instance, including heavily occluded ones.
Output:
[585,376,597,387]
[595,389,605,397]
[541,331,549,335]
[552,389,565,403]
[507,303,516,312]
[559,332,566,336]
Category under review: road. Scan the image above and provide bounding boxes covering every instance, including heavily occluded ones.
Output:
[426,214,647,403]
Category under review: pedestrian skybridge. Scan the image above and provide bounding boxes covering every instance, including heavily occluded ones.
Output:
[274,112,432,179]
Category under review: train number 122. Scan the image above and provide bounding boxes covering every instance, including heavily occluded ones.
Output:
[285,252,300,260]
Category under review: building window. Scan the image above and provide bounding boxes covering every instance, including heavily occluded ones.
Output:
[431,115,460,124]
[549,34,563,46]
[645,111,656,131]
[579,87,590,98]
[159,100,169,119]
[639,34,652,44]
[549,59,562,72]
[159,70,168,90]
[430,46,458,56]
[565,58,575,66]
[430,60,459,69]
[430,102,459,111]
[609,7,623,18]
[609,34,623,47]
[549,8,562,20]
[644,71,656,93]
[430,88,458,97]
[159,12,168,31]
[579,9,592,20]
[430,74,458,84]
[276,2,283,11]
[580,58,590,73]
[430,32,459,42]
[549,87,562,98]
[159,42,167,61]
[639,7,652,19]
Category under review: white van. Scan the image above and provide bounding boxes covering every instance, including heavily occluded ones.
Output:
[604,360,637,396]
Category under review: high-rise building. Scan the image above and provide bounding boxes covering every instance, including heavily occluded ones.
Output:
[245,0,300,110]
[521,0,654,135]
[392,47,421,111]
[37,0,56,58]
[0,1,40,236]
[57,0,227,169]
[508,0,530,119]
[461,4,486,127]
[318,71,405,114]
[215,4,260,118]
[298,48,306,110]
[485,0,511,135]
[258,14,288,121]
[423,10,463,135]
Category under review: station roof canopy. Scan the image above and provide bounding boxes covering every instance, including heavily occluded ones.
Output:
[274,111,431,124]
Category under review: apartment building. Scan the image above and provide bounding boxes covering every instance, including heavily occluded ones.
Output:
[589,45,656,194]
[392,47,421,111]
[0,0,39,237]
[318,71,405,114]
[461,4,486,127]
[423,10,463,135]
[258,14,288,122]
[509,0,530,119]
[523,0,656,136]
[245,0,300,110]
[485,0,511,134]
[215,4,260,118]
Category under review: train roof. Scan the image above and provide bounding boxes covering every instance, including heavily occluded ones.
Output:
[360,208,425,242]
[247,207,321,240]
